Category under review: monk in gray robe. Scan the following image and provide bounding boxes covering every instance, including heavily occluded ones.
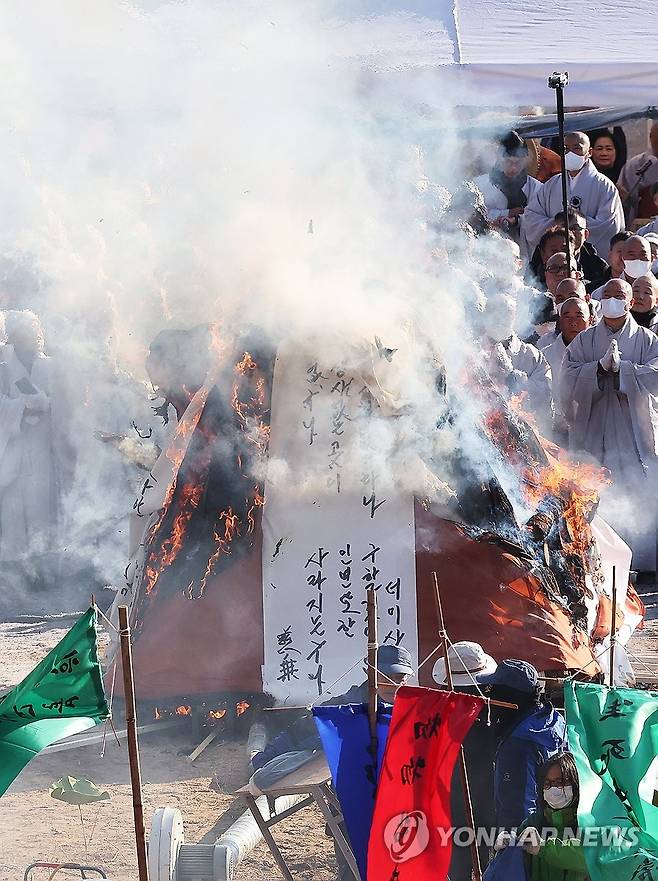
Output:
[561,279,658,573]
[524,132,624,259]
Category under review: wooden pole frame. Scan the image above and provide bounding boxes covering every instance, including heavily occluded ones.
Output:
[118,605,149,881]
[432,572,482,881]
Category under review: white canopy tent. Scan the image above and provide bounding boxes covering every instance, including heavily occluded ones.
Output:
[333,0,658,105]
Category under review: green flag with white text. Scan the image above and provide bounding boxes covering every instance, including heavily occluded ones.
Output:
[0,607,109,796]
[566,682,658,881]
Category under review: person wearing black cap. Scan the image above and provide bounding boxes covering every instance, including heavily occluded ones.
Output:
[476,659,566,830]
[250,643,413,771]
[474,130,542,260]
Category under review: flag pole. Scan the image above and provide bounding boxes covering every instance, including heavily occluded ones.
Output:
[366,588,379,767]
[609,566,617,688]
[118,605,149,881]
[432,572,482,881]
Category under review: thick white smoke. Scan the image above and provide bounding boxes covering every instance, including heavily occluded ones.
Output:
[0,1,528,597]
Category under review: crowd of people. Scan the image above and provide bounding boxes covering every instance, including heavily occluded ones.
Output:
[475,122,658,578]
[0,101,655,881]
[2,121,658,584]
[249,641,584,881]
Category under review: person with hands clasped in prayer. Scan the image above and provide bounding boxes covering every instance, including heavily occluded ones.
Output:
[561,278,658,577]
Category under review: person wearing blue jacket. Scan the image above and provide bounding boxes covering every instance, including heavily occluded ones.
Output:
[477,659,567,830]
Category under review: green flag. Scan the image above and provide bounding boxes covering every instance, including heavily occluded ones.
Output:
[0,606,109,796]
[566,682,658,881]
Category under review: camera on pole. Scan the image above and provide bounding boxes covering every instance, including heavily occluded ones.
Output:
[548,71,572,267]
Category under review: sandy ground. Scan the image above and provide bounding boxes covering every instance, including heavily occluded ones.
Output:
[0,618,336,881]
[0,603,656,881]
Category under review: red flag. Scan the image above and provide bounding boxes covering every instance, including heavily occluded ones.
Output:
[367,686,484,881]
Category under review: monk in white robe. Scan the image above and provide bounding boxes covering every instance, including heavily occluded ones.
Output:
[537,277,599,356]
[544,297,591,444]
[524,132,624,260]
[0,311,67,560]
[561,279,658,573]
[481,294,553,432]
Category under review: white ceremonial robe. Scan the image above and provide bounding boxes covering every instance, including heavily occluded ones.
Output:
[500,333,553,429]
[542,333,569,410]
[0,347,64,559]
[523,161,625,259]
[537,328,559,352]
[561,317,658,570]
[474,173,543,261]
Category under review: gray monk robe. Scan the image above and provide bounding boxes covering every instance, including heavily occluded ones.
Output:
[561,316,658,570]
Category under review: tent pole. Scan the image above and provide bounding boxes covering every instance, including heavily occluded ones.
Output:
[118,605,149,881]
[548,72,571,267]
[432,572,481,881]
[609,567,617,688]
[366,588,379,768]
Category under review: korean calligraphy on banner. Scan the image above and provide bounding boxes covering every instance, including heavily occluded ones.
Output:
[566,683,658,881]
[367,686,484,881]
[262,342,418,702]
[0,607,109,797]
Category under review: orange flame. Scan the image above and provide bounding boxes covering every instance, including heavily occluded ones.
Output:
[208,709,227,720]
[197,507,240,596]
[523,453,610,559]
[176,705,192,716]
[483,395,609,565]
[236,700,250,716]
[143,349,268,604]
[246,488,265,534]
[145,482,203,596]
[154,707,162,720]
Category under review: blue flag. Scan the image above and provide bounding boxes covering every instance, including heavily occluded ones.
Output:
[313,702,392,880]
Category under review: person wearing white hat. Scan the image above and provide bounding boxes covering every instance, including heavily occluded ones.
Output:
[432,640,497,688]
[433,642,497,881]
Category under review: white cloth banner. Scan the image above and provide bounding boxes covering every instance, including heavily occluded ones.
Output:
[262,342,418,703]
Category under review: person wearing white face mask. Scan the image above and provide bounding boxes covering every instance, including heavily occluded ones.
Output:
[591,236,655,300]
[524,132,625,261]
[561,278,658,576]
[496,752,589,881]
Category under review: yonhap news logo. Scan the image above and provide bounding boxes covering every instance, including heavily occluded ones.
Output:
[382,817,638,861]
[383,810,430,862]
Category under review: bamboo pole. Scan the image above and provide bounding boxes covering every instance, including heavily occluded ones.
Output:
[432,572,482,881]
[118,605,149,881]
[264,695,517,711]
[366,588,379,766]
[609,566,617,688]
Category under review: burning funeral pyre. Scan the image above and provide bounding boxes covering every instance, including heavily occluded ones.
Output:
[110,329,642,714]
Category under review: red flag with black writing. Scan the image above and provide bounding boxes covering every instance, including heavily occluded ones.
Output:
[367,686,484,881]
